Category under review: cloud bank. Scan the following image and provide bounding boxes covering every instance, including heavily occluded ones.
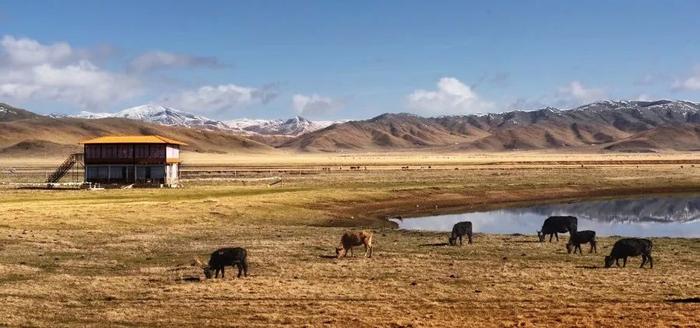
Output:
[673,66,700,91]
[0,35,140,109]
[407,77,493,115]
[128,51,221,73]
[557,81,606,105]
[162,84,278,113]
[292,94,343,118]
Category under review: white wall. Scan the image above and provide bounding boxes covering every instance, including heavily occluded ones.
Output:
[166,146,180,159]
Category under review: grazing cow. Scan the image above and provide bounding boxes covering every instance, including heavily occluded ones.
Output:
[566,230,597,254]
[203,247,248,279]
[537,216,578,242]
[448,221,473,246]
[336,231,373,258]
[605,238,653,269]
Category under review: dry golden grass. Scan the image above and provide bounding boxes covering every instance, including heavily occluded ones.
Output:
[0,152,699,327]
[4,149,700,167]
[178,150,700,167]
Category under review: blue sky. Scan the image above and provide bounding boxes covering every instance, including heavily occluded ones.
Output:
[1,0,700,120]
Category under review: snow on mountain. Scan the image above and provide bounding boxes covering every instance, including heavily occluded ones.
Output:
[226,116,339,136]
[75,104,230,130]
[0,103,42,121]
[573,100,700,114]
[73,104,341,136]
[72,111,114,119]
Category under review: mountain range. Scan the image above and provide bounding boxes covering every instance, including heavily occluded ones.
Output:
[285,100,700,152]
[58,104,340,137]
[3,99,700,156]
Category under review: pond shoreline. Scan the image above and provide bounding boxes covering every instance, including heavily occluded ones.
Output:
[338,185,700,228]
[390,191,700,238]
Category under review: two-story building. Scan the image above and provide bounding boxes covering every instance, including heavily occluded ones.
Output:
[80,135,186,187]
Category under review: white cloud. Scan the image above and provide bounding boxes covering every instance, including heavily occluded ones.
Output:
[292,94,343,118]
[556,81,605,105]
[0,35,140,109]
[636,94,652,101]
[0,35,73,66]
[407,77,493,115]
[162,84,278,113]
[128,51,220,73]
[508,81,607,110]
[673,66,700,91]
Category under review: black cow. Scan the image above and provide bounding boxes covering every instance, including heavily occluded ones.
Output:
[566,230,597,254]
[537,216,578,242]
[448,221,473,246]
[604,238,653,269]
[203,247,249,278]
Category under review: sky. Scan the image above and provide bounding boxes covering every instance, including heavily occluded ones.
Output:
[1,0,700,120]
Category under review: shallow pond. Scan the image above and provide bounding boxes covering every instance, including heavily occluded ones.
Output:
[392,194,700,238]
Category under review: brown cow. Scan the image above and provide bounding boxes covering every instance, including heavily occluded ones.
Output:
[336,231,373,258]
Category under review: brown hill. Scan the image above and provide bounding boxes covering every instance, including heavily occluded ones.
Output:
[284,113,486,152]
[0,140,81,157]
[0,103,42,122]
[605,124,700,152]
[283,100,700,152]
[0,116,274,158]
[3,100,700,156]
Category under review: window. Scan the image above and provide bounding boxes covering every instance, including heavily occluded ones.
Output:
[110,166,125,179]
[85,145,99,159]
[134,145,147,158]
[101,145,117,158]
[86,166,98,179]
[150,166,165,179]
[97,166,108,179]
[149,145,164,158]
[136,166,146,180]
[118,145,132,159]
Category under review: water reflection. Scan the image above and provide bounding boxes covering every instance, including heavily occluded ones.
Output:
[392,195,700,238]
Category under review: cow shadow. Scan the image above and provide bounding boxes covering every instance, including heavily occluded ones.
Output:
[418,242,449,247]
[667,297,700,304]
[318,255,337,259]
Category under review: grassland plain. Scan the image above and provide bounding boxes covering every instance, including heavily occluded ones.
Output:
[0,152,699,327]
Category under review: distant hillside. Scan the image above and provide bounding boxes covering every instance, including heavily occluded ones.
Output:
[284,113,481,151]
[0,103,42,122]
[3,100,700,156]
[0,140,80,157]
[282,100,700,152]
[0,115,274,158]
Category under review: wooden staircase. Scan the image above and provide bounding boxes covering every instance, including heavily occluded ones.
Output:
[46,153,84,184]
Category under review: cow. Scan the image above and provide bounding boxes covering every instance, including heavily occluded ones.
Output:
[537,216,578,242]
[336,231,373,258]
[448,221,473,246]
[566,230,597,254]
[203,247,249,279]
[604,238,653,269]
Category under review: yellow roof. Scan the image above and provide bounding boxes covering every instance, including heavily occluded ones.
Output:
[80,135,188,146]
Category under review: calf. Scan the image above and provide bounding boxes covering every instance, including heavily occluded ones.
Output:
[336,231,373,258]
[537,216,578,242]
[566,230,597,254]
[448,221,473,246]
[203,247,248,279]
[605,238,653,269]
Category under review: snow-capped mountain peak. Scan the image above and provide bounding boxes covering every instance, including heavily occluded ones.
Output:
[75,104,230,130]
[225,115,339,136]
[72,104,342,136]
